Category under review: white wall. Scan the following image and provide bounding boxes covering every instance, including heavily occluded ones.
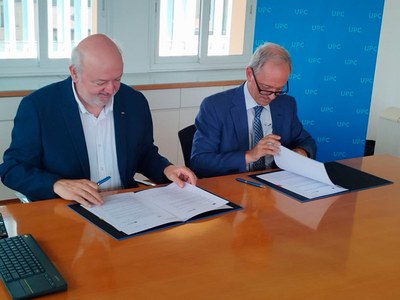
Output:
[367,0,400,141]
[0,97,22,200]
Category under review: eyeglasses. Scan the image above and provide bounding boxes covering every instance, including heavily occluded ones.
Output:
[251,68,289,96]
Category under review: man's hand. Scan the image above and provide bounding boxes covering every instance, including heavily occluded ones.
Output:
[163,165,197,187]
[53,179,104,208]
[245,134,281,164]
[292,147,308,157]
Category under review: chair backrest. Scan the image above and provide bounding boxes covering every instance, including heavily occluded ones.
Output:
[178,124,196,168]
[15,192,31,203]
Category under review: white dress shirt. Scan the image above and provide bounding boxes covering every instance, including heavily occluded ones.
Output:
[244,82,274,170]
[72,83,122,190]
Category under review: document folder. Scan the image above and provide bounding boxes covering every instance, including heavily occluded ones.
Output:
[69,184,241,240]
[250,161,393,202]
[69,201,241,240]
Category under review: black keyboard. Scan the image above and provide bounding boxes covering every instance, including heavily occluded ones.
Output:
[0,234,67,299]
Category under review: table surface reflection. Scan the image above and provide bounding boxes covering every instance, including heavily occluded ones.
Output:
[1,154,400,300]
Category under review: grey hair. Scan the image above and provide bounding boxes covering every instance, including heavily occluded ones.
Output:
[70,45,82,73]
[248,42,292,74]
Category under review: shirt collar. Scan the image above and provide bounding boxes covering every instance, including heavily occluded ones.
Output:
[244,81,264,111]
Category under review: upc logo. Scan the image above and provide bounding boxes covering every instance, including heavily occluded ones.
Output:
[360,77,373,84]
[317,137,331,143]
[369,12,382,19]
[331,11,345,17]
[289,73,301,80]
[302,120,316,126]
[340,91,354,97]
[294,9,309,15]
[337,121,350,128]
[311,25,325,31]
[324,75,337,82]
[328,43,341,50]
[308,57,322,64]
[334,152,347,158]
[258,7,271,14]
[352,139,365,145]
[364,45,377,52]
[275,23,289,29]
[344,59,358,66]
[305,89,318,95]
[291,41,305,48]
[356,109,369,115]
[348,26,362,33]
[320,106,334,113]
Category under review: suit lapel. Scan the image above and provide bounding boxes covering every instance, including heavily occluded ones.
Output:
[60,78,90,178]
[270,97,284,134]
[113,95,128,186]
[231,84,249,150]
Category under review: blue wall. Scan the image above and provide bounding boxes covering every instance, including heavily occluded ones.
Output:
[254,0,384,162]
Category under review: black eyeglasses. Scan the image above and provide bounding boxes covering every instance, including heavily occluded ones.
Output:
[251,68,289,96]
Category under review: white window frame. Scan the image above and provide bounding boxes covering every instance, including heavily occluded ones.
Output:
[0,0,105,77]
[150,0,256,72]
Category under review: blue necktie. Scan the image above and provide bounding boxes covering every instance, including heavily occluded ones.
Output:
[253,106,265,170]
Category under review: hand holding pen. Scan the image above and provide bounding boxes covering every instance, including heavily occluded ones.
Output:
[53,177,107,208]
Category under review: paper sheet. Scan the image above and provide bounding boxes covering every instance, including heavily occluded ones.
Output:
[84,183,230,235]
[255,146,348,199]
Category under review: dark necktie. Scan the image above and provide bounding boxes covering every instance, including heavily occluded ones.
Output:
[253,106,265,170]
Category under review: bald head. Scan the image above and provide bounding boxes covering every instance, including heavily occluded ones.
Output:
[71,34,123,74]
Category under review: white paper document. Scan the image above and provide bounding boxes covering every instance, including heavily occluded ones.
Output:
[84,183,231,235]
[255,146,348,199]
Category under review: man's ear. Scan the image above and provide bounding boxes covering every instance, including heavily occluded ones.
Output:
[69,65,79,82]
[245,67,252,82]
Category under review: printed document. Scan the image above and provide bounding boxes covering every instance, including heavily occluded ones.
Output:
[84,183,231,235]
[255,146,348,199]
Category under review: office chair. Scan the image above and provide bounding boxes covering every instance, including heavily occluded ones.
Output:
[178,124,196,168]
[15,192,31,203]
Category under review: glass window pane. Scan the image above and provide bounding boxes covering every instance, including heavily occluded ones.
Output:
[208,0,246,56]
[158,0,200,57]
[48,0,96,59]
[0,0,38,59]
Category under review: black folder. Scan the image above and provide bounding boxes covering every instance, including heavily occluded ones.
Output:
[250,161,393,202]
[69,199,241,240]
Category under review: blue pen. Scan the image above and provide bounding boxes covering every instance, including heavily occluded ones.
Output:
[236,178,266,189]
[97,176,111,186]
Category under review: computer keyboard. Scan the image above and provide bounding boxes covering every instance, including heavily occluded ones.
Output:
[0,213,8,239]
[0,234,67,299]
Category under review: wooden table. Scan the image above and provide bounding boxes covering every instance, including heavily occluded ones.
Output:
[1,154,399,299]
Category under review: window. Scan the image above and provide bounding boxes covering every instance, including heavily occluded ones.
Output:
[153,0,255,70]
[0,0,97,72]
[0,0,38,59]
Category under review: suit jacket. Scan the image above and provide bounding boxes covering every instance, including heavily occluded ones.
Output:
[191,83,316,178]
[0,77,171,200]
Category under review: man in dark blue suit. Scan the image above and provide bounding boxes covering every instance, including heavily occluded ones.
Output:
[191,42,316,178]
[0,34,196,206]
